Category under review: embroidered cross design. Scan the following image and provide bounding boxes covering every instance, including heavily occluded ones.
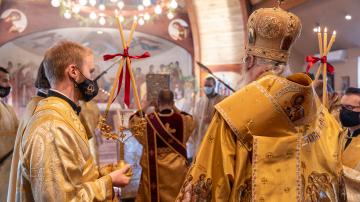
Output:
[164,123,176,134]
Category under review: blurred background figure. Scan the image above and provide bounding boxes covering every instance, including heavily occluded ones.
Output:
[340,87,360,201]
[0,67,18,202]
[187,77,225,160]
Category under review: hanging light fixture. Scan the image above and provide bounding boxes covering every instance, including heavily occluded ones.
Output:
[89,0,97,6]
[170,0,178,9]
[64,10,72,19]
[79,0,88,6]
[99,16,106,25]
[155,4,162,14]
[117,1,124,9]
[167,12,174,19]
[143,0,151,7]
[52,0,181,26]
[51,0,61,7]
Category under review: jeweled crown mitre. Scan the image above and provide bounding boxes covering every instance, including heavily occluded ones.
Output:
[246,7,302,63]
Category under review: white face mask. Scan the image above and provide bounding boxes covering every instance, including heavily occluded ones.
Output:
[204,86,215,95]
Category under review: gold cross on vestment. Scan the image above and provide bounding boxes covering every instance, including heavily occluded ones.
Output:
[164,123,176,134]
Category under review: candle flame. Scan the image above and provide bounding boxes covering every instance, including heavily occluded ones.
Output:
[317,26,321,33]
[333,31,337,35]
[324,27,328,32]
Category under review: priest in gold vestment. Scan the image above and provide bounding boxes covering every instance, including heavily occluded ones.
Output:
[177,7,347,202]
[131,89,194,202]
[339,87,360,202]
[14,41,131,201]
[7,62,50,202]
[0,67,19,202]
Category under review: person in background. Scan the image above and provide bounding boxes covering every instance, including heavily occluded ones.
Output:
[340,87,360,201]
[131,89,194,202]
[148,64,155,74]
[7,61,50,202]
[0,66,19,202]
[187,77,225,160]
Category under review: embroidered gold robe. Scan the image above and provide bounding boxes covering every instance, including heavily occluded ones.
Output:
[0,100,18,202]
[176,73,346,202]
[79,100,101,164]
[7,96,43,202]
[131,110,194,202]
[342,135,360,201]
[16,97,113,201]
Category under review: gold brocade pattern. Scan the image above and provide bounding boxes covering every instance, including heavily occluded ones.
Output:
[177,174,212,202]
[246,7,301,63]
[16,97,113,201]
[8,96,43,202]
[238,179,252,202]
[133,111,194,202]
[176,73,345,201]
[305,172,336,202]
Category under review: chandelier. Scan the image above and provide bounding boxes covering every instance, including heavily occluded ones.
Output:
[50,0,179,26]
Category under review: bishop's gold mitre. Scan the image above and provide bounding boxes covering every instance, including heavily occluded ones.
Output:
[246,6,302,63]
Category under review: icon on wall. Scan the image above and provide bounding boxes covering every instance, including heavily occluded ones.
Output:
[1,8,28,33]
[168,18,189,41]
[341,76,350,94]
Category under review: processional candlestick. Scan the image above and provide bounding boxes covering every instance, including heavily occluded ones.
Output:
[97,17,149,175]
[306,26,336,108]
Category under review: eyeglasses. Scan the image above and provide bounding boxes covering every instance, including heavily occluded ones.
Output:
[342,104,360,111]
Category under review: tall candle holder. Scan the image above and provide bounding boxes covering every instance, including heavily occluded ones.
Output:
[312,26,336,108]
[97,18,149,176]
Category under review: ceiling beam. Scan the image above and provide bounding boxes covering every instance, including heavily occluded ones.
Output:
[253,0,309,10]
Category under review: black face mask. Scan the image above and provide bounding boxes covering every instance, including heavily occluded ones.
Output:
[73,70,99,102]
[340,107,360,127]
[0,86,11,98]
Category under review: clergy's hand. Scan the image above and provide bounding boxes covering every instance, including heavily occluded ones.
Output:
[109,164,132,187]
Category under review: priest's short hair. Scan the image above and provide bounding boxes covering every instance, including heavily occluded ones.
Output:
[43,41,92,85]
[158,89,174,105]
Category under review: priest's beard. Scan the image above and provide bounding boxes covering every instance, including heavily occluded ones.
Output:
[237,71,251,90]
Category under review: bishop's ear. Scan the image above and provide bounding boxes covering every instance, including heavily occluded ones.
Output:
[245,55,256,70]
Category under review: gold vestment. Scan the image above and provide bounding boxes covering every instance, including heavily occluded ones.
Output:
[0,100,18,202]
[342,135,360,201]
[17,97,113,201]
[7,96,43,202]
[79,100,101,164]
[132,110,194,202]
[177,73,346,202]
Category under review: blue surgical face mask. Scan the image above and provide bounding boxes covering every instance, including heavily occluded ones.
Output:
[204,86,214,95]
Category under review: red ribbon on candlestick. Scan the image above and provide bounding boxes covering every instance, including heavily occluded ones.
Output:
[103,47,150,61]
[104,47,150,107]
[305,56,334,74]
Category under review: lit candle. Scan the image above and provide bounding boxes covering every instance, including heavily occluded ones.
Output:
[317,27,323,55]
[322,27,328,107]
[325,31,337,54]
[315,27,323,81]
[323,27,328,57]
